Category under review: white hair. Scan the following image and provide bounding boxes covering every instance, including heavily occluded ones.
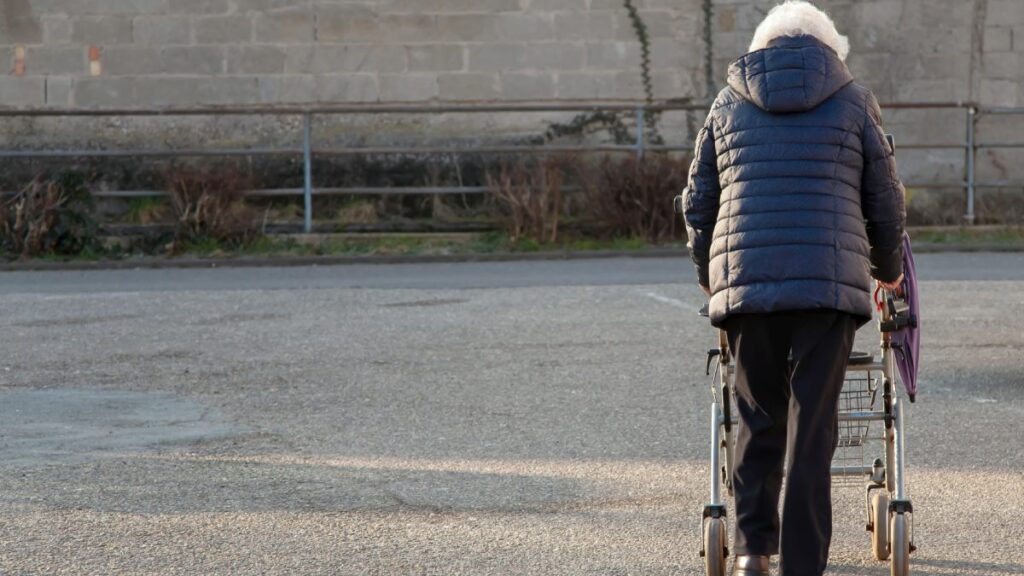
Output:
[748,0,850,61]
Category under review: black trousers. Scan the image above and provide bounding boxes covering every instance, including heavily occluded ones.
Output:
[723,311,857,576]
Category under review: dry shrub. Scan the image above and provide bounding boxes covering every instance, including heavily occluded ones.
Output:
[579,153,688,243]
[486,156,570,244]
[0,173,97,258]
[975,189,1024,224]
[165,166,261,252]
[904,188,965,225]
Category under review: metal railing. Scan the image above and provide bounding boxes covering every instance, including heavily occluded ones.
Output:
[966,106,1024,223]
[0,100,1014,231]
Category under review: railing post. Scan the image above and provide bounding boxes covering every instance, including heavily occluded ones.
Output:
[303,112,313,234]
[635,106,646,160]
[965,106,976,225]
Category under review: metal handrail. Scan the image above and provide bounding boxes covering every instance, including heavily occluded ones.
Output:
[0,100,1005,230]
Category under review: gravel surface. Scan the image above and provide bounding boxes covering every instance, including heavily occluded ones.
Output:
[0,256,1021,575]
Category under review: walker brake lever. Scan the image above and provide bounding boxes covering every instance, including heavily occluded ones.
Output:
[706,349,721,375]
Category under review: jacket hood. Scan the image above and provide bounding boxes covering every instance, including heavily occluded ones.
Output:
[727,35,853,113]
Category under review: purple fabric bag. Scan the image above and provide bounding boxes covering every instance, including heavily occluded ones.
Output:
[890,232,920,401]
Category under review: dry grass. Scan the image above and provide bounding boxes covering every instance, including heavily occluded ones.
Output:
[337,201,379,225]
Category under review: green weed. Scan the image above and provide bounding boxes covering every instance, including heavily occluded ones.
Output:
[124,197,170,224]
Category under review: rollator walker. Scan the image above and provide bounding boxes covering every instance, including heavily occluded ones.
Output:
[697,283,917,576]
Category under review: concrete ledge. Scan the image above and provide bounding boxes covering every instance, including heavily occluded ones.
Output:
[0,248,685,272]
[2,242,1023,272]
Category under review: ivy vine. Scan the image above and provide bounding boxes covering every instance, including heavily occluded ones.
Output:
[545,0,666,147]
[703,0,715,97]
[622,0,663,145]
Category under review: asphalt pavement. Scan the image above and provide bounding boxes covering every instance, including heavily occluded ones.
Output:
[0,255,1022,575]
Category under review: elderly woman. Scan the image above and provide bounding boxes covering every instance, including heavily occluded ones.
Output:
[683,2,905,575]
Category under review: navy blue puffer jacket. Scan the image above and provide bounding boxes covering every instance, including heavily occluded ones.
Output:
[684,35,905,327]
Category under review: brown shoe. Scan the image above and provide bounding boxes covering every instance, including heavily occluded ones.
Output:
[732,555,770,576]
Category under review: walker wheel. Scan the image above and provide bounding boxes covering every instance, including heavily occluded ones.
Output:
[870,491,890,561]
[703,517,727,576]
[890,513,910,576]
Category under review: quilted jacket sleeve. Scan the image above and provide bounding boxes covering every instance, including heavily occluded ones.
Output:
[683,111,722,288]
[861,91,906,283]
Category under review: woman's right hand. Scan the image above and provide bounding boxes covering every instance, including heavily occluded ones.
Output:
[877,273,904,292]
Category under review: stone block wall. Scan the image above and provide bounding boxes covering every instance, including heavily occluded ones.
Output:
[3,0,1022,109]
[0,0,704,108]
[709,0,998,106]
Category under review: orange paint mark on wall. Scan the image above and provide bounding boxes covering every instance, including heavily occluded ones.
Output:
[89,45,102,76]
[14,46,26,76]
